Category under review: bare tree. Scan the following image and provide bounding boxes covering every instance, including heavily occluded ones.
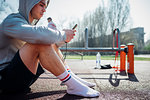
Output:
[108,0,130,32]
[68,0,130,49]
[0,0,19,23]
[56,17,68,30]
[93,6,109,47]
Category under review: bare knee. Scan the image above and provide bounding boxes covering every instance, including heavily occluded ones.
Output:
[19,43,54,74]
[19,43,54,65]
[36,44,54,53]
[21,43,53,54]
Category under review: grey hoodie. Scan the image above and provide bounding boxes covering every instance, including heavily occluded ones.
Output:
[0,0,66,70]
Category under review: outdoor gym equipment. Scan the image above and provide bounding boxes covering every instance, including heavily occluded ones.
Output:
[60,28,135,74]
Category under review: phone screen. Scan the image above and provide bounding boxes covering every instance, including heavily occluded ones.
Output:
[72,24,77,30]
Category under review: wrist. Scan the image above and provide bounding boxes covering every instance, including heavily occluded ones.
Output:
[65,41,67,43]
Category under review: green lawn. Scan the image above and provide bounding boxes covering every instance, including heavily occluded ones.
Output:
[65,55,150,61]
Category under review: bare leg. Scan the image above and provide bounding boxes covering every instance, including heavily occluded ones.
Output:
[19,43,99,97]
[52,44,67,64]
[20,43,65,76]
[52,44,96,88]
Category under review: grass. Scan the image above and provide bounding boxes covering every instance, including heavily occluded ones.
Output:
[65,55,150,61]
[134,57,150,61]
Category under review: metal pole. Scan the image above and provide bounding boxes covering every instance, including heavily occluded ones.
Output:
[60,28,123,52]
[117,28,121,50]
[127,43,134,74]
[60,47,124,52]
[85,27,88,49]
[120,45,126,71]
[113,28,121,49]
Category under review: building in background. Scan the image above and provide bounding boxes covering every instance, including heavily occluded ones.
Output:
[120,27,145,51]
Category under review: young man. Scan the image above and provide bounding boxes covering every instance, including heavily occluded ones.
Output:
[47,17,57,30]
[0,0,100,97]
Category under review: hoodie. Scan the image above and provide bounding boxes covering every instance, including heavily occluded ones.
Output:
[0,0,66,70]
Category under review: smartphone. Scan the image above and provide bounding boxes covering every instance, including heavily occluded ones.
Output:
[72,24,77,30]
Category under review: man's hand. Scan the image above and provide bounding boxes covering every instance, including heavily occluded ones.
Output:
[63,29,76,43]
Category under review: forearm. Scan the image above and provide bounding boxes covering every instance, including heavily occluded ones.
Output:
[55,41,66,47]
[3,23,66,44]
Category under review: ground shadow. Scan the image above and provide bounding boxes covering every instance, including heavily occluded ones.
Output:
[57,93,99,100]
[120,71,127,76]
[108,74,120,87]
[44,72,114,75]
[128,73,139,82]
[39,76,118,80]
[0,90,66,100]
[0,93,28,100]
[0,90,100,100]
[40,72,129,81]
[27,90,66,99]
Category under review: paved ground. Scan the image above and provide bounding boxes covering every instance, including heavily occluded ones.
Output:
[134,54,150,58]
[0,59,150,100]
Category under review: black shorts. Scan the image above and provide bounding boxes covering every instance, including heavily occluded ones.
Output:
[0,51,44,93]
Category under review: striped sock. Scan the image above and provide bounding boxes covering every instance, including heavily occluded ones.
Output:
[66,68,71,72]
[57,71,100,97]
[57,71,71,83]
[65,65,96,88]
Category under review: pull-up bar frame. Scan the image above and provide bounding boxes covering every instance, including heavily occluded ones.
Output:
[60,28,134,74]
[60,28,124,52]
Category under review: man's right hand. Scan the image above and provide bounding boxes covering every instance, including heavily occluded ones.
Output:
[63,29,76,43]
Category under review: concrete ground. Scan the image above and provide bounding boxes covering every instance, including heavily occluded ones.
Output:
[0,59,150,100]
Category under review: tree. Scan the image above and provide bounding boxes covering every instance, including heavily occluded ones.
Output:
[144,42,150,51]
[108,0,130,32]
[68,0,130,49]
[0,0,19,23]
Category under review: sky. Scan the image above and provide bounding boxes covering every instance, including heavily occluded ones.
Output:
[39,0,101,27]
[1,0,150,42]
[41,0,150,42]
[129,0,150,42]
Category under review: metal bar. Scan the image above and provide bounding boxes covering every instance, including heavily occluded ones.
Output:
[117,28,121,50]
[113,28,121,49]
[85,28,88,49]
[127,43,134,74]
[120,45,126,71]
[60,28,124,52]
[60,47,124,52]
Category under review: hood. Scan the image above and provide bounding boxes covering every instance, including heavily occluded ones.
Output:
[18,0,49,25]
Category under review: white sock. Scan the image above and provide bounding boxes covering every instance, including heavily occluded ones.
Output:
[65,65,96,88]
[57,71,100,97]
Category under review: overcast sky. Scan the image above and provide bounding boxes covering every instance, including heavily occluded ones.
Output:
[39,0,101,28]
[42,0,150,42]
[1,0,150,42]
[129,0,150,42]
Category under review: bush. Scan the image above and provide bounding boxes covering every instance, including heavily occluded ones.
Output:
[144,43,150,51]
